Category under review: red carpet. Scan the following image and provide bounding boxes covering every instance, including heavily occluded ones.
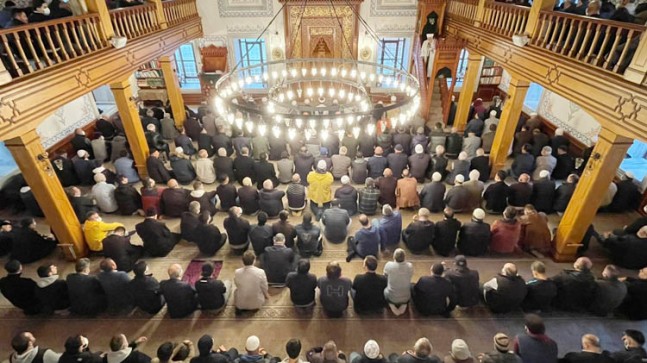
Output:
[182,260,223,286]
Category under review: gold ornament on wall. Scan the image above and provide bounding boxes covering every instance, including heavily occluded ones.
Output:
[359,46,372,61]
[271,47,285,60]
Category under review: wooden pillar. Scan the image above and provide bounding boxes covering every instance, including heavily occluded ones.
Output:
[160,55,187,127]
[110,79,150,177]
[149,0,168,30]
[623,31,647,86]
[5,130,86,260]
[553,128,633,261]
[524,0,556,38]
[474,0,487,27]
[453,52,481,131]
[489,76,530,178]
[85,0,114,40]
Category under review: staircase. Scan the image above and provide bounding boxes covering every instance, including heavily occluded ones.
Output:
[427,79,444,127]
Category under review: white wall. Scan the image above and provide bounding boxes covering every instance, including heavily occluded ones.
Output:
[536,90,600,146]
[37,93,100,149]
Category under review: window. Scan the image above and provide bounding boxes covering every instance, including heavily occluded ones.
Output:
[174,43,200,90]
[454,49,469,88]
[620,140,647,190]
[377,37,409,74]
[234,38,267,89]
[523,83,544,111]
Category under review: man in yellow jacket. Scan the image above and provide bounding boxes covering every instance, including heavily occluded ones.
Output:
[307,160,334,220]
[83,211,124,251]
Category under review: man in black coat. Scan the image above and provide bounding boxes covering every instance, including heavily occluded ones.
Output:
[102,227,142,273]
[135,208,178,257]
[419,173,445,213]
[483,263,527,313]
[106,334,152,363]
[72,150,100,185]
[66,258,107,316]
[129,261,165,314]
[470,149,490,182]
[261,234,296,285]
[192,335,239,363]
[552,145,575,179]
[114,175,143,216]
[97,258,133,313]
[213,149,235,182]
[552,257,596,311]
[146,150,172,184]
[233,147,256,185]
[71,128,94,159]
[195,262,228,311]
[522,261,556,313]
[160,263,198,318]
[249,212,274,256]
[510,144,535,177]
[444,255,480,308]
[224,207,251,252]
[560,334,615,363]
[0,260,41,314]
[387,145,409,178]
[294,147,315,185]
[610,330,647,363]
[34,264,69,314]
[393,129,412,156]
[531,170,556,214]
[11,218,58,264]
[508,174,532,207]
[457,208,491,257]
[67,187,99,223]
[0,220,13,257]
[367,147,388,179]
[259,181,285,218]
[413,263,456,316]
[483,171,510,214]
[254,153,279,189]
[599,227,647,270]
[352,256,387,314]
[160,180,190,218]
[402,208,434,254]
[619,266,647,320]
[432,208,461,256]
[194,213,227,256]
[607,172,642,212]
[553,174,578,212]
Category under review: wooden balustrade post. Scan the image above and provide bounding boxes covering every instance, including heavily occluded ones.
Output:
[86,0,115,40]
[160,55,187,126]
[5,130,86,260]
[453,52,481,132]
[489,75,529,177]
[524,0,555,37]
[553,128,633,262]
[623,31,647,86]
[474,0,487,27]
[149,0,168,29]
[110,79,150,177]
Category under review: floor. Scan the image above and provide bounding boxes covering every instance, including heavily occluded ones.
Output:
[1,172,646,359]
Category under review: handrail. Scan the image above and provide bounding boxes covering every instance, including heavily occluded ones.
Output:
[163,0,198,26]
[412,35,429,116]
[439,75,451,124]
[446,0,480,24]
[0,13,106,80]
[530,10,645,74]
[110,3,160,39]
[482,2,530,37]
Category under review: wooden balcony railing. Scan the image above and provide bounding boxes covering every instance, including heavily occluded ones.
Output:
[110,3,160,39]
[412,35,430,116]
[0,14,106,78]
[531,10,645,74]
[482,2,530,37]
[446,0,479,24]
[163,0,198,26]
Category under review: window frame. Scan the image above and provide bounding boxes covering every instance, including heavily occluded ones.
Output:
[173,43,200,90]
[233,37,268,89]
[377,37,409,75]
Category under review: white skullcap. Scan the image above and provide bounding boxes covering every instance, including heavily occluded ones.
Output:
[175,147,184,154]
[469,169,480,180]
[77,150,87,158]
[146,123,156,131]
[432,172,442,182]
[625,171,635,179]
[20,186,31,193]
[555,128,564,135]
[317,160,327,171]
[473,208,485,220]
[92,166,105,174]
[245,336,260,351]
[490,110,497,117]
[415,144,424,154]
[364,340,380,360]
[454,174,464,184]
[539,170,550,178]
[341,175,350,185]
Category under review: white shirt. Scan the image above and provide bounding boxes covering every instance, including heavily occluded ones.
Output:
[383,261,413,304]
[234,265,268,310]
[92,182,118,213]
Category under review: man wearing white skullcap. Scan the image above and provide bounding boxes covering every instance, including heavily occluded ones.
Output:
[307,159,334,219]
[419,172,446,213]
[531,169,556,214]
[334,175,358,216]
[408,144,431,182]
[349,340,383,363]
[457,208,491,256]
[444,175,470,213]
[463,169,484,210]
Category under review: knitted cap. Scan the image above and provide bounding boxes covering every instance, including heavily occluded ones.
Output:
[493,333,510,352]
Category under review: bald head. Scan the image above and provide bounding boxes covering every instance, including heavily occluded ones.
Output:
[502,263,517,276]
[574,257,592,271]
[168,264,183,279]
[167,179,178,188]
[582,334,601,352]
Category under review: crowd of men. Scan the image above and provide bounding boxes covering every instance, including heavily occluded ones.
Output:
[3,316,647,363]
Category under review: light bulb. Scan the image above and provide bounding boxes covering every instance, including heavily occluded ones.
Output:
[378,75,384,83]
[281,69,288,77]
[263,72,269,81]
[347,92,354,102]
[328,88,335,98]
[317,87,324,97]
[360,71,366,80]
[227,113,235,124]
[306,88,314,97]
[296,118,303,128]
[275,115,283,123]
[399,83,406,92]
[308,119,316,128]
[254,75,260,82]
[287,90,294,100]
[367,124,375,135]
[323,119,330,129]
[354,94,361,102]
[235,119,243,130]
[290,68,297,78]
[301,68,307,77]
[288,128,296,140]
[341,69,347,78]
[369,73,376,82]
[320,68,327,76]
[278,93,285,102]
[320,130,328,141]
[245,121,254,134]
[311,68,317,76]
[352,127,360,139]
[331,68,338,77]
[271,71,278,80]
[338,89,346,99]
[335,118,343,128]
[258,124,267,136]
[350,69,357,78]
[272,126,281,138]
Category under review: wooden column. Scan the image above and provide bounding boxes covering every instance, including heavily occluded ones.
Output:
[160,55,187,126]
[553,128,633,261]
[149,0,168,30]
[474,0,487,27]
[624,31,647,86]
[524,0,556,37]
[5,130,86,260]
[489,76,529,177]
[85,0,114,40]
[110,79,150,177]
[453,52,481,131]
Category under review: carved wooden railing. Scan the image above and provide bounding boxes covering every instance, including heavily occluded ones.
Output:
[446,0,479,24]
[163,0,198,26]
[411,35,429,116]
[482,2,530,37]
[531,10,645,74]
[0,14,106,79]
[110,3,160,39]
[439,76,451,124]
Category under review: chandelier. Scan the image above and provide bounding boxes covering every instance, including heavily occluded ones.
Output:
[213,0,421,140]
